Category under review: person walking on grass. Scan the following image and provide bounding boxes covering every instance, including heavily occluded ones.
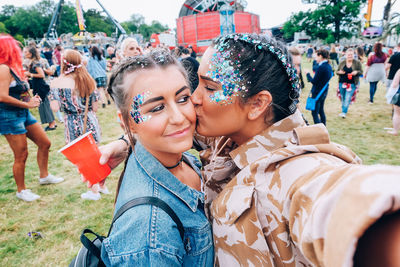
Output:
[386,69,400,136]
[23,46,57,131]
[336,48,363,118]
[50,49,108,201]
[306,49,333,125]
[364,42,388,103]
[386,43,400,90]
[86,45,110,108]
[0,35,63,202]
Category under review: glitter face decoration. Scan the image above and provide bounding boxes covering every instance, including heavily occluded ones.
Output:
[130,91,152,124]
[207,47,247,105]
[208,33,301,112]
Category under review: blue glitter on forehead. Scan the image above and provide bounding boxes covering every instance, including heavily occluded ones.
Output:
[213,33,301,100]
[130,91,152,124]
[207,48,248,105]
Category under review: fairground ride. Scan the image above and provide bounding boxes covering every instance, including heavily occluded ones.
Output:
[45,0,127,47]
[362,0,393,39]
[176,0,260,54]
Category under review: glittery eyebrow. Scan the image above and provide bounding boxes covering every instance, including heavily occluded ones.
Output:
[200,75,220,84]
[142,96,164,106]
[141,86,189,106]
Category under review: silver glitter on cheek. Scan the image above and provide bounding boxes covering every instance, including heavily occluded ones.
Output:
[130,91,152,124]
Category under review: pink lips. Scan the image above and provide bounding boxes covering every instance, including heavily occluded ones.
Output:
[166,126,191,138]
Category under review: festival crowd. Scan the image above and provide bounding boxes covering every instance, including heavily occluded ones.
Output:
[1,33,400,266]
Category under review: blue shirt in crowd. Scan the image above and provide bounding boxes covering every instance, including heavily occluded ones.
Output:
[86,56,107,79]
[101,141,214,267]
[306,61,333,98]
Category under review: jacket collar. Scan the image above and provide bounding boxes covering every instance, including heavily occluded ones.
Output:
[319,60,328,66]
[133,141,204,212]
[229,110,306,169]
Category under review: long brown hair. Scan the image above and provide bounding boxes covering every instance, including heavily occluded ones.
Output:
[373,43,384,58]
[27,46,41,69]
[62,49,96,97]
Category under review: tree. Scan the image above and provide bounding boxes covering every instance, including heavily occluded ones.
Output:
[0,5,18,36]
[137,21,168,40]
[0,0,168,42]
[283,11,311,40]
[83,9,114,36]
[283,0,367,43]
[121,14,145,34]
[57,3,80,35]
[4,0,54,39]
[380,0,400,41]
[9,7,46,38]
[149,21,168,34]
[0,22,8,33]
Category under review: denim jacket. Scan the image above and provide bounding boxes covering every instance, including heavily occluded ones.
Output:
[86,57,107,79]
[101,142,214,266]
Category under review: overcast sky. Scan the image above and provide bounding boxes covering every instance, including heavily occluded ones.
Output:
[0,0,392,29]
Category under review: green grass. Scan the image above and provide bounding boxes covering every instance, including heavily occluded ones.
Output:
[0,104,123,266]
[1,59,400,266]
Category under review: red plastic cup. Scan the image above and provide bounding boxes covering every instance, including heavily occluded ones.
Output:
[58,131,110,184]
[347,73,353,80]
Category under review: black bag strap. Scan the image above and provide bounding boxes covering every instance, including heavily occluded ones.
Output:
[310,72,333,100]
[9,68,22,83]
[8,68,28,89]
[80,229,104,261]
[107,196,185,241]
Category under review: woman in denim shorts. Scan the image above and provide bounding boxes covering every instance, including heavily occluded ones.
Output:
[0,35,63,202]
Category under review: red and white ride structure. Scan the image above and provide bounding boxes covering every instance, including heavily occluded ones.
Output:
[176,0,261,54]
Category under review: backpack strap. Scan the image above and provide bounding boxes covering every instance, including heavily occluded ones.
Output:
[313,72,334,100]
[107,196,185,241]
[79,229,104,261]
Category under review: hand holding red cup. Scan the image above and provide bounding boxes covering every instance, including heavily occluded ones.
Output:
[58,131,111,185]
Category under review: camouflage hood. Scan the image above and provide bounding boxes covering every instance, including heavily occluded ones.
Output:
[229,109,362,170]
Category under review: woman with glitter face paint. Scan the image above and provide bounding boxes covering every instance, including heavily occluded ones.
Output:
[100,34,400,267]
[101,49,214,266]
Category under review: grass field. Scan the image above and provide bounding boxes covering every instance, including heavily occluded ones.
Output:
[1,59,400,266]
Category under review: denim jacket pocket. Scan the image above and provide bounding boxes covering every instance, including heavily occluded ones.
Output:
[183,223,213,256]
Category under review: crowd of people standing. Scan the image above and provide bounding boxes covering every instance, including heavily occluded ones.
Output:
[302,41,400,130]
[2,31,400,266]
[0,34,200,202]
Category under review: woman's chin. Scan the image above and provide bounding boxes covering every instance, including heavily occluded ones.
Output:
[195,126,219,137]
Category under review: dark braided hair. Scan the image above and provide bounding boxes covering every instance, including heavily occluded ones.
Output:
[107,48,188,202]
[211,34,300,123]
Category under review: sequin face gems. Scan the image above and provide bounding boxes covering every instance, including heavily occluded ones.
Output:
[208,33,301,112]
[130,91,152,124]
[207,49,247,105]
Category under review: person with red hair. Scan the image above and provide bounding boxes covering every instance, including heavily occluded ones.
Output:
[0,35,63,202]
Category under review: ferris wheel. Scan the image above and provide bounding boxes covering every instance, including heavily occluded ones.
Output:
[178,0,247,17]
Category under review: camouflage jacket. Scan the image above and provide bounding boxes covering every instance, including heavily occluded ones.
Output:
[201,110,400,266]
